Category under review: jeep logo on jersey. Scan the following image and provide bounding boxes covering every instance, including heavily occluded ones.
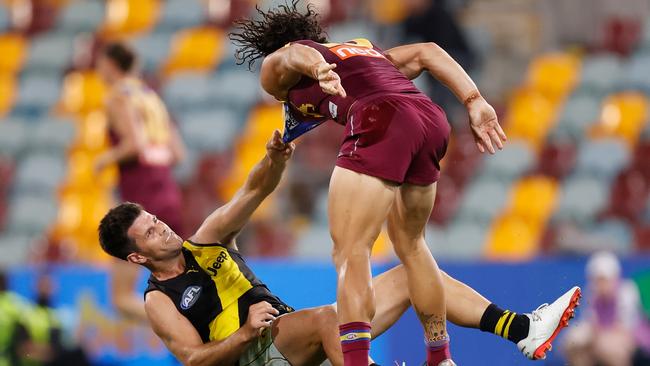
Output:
[180,286,202,310]
[329,44,385,60]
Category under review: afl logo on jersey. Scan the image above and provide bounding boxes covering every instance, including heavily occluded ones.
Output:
[180,286,202,310]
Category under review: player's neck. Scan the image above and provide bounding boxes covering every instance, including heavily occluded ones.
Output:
[150,252,186,281]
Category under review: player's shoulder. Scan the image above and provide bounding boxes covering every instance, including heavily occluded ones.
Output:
[144,288,170,308]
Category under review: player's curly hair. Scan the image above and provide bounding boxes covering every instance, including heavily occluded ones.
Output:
[229,0,328,69]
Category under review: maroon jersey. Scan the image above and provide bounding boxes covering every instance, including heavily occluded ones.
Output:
[284,38,450,186]
[286,38,423,126]
[108,79,183,232]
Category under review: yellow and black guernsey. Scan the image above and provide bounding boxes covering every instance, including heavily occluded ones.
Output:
[144,240,293,343]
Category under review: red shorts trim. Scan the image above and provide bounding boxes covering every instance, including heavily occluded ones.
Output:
[335,93,450,186]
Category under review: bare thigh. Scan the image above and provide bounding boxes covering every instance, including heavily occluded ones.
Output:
[272,306,341,366]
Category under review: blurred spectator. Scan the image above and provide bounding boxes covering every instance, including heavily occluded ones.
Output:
[0,270,26,366]
[14,274,90,366]
[401,0,475,120]
[563,251,650,366]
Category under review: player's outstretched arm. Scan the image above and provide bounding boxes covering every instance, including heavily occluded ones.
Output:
[145,292,278,366]
[261,43,346,101]
[189,130,294,246]
[385,43,507,154]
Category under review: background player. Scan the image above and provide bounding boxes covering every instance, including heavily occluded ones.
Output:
[98,130,580,365]
[95,42,186,322]
[230,2,506,365]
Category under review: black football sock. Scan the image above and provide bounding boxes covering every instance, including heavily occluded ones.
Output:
[479,303,530,344]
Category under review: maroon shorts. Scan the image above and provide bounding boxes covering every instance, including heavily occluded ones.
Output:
[336,93,451,185]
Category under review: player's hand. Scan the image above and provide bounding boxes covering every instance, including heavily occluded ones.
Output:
[242,301,279,340]
[313,62,347,98]
[266,130,295,163]
[467,96,506,154]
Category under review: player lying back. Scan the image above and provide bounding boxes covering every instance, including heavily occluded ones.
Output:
[98,131,580,366]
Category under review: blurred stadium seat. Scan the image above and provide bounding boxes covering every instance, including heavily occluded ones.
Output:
[580,54,623,94]
[158,0,205,30]
[0,33,27,74]
[161,26,225,77]
[556,177,609,224]
[574,139,630,180]
[101,0,160,37]
[58,70,107,115]
[58,0,105,33]
[0,118,27,157]
[24,33,74,73]
[14,73,61,116]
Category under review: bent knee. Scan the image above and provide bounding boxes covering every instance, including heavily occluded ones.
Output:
[316,305,338,327]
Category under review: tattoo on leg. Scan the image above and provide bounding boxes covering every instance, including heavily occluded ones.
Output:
[417,312,447,342]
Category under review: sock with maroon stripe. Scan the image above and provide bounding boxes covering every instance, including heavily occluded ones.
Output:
[340,322,371,366]
[426,336,451,366]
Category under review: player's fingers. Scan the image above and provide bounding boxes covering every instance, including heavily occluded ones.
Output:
[488,129,503,150]
[262,313,277,323]
[481,133,495,154]
[496,123,507,141]
[272,130,284,146]
[260,320,273,328]
[476,140,485,153]
[322,71,336,81]
[326,85,339,95]
[338,84,347,98]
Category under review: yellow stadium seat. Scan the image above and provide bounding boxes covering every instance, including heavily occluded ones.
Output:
[593,92,648,144]
[369,0,409,25]
[74,111,110,151]
[220,103,283,219]
[485,175,558,260]
[510,176,559,224]
[505,88,556,147]
[53,187,113,257]
[0,33,27,74]
[485,213,540,260]
[102,0,160,37]
[527,52,580,103]
[0,73,16,116]
[54,189,84,236]
[162,26,225,77]
[64,148,117,189]
[59,71,108,115]
[371,229,392,261]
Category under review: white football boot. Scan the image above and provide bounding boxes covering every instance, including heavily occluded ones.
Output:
[437,360,457,366]
[517,286,582,360]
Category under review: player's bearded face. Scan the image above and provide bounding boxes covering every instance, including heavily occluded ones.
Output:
[128,211,183,262]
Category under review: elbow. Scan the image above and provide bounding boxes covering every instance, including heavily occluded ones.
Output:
[418,42,444,71]
[421,42,443,60]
